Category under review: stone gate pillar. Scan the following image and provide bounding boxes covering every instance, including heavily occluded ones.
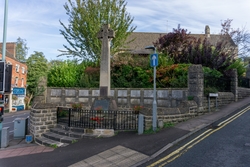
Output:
[188,65,204,111]
[231,69,238,102]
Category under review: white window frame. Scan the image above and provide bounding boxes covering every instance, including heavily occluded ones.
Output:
[15,77,18,86]
[22,67,25,74]
[21,78,24,87]
[16,64,20,72]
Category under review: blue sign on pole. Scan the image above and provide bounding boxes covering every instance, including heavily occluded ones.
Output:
[150,54,158,67]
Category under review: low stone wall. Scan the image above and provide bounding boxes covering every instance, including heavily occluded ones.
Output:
[29,103,57,138]
[202,92,234,112]
[144,113,198,130]
[238,87,250,99]
[143,92,235,130]
[143,100,198,130]
[45,88,188,109]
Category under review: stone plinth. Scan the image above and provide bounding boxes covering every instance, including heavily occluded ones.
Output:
[29,103,57,138]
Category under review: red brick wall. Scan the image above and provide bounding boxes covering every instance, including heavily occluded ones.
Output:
[6,57,27,88]
[0,43,16,58]
[0,42,27,88]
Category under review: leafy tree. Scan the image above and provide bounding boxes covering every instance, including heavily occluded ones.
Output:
[59,0,136,61]
[154,26,245,77]
[26,51,48,102]
[220,19,250,59]
[154,26,196,56]
[16,37,28,62]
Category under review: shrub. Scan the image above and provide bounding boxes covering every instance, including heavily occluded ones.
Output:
[71,103,83,109]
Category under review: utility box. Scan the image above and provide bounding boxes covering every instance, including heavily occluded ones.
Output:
[14,118,28,138]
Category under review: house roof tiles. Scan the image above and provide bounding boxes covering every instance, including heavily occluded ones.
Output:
[122,30,236,55]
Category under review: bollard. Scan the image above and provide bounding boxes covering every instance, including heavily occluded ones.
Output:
[138,114,144,135]
[1,127,9,148]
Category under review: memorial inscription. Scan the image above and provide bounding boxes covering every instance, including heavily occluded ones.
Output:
[92,99,110,110]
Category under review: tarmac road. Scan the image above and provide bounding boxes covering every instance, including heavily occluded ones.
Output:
[142,106,250,167]
[1,96,250,167]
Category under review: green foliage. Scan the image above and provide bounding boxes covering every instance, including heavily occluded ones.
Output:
[47,59,99,88]
[156,64,190,88]
[71,103,83,109]
[16,37,28,62]
[144,126,160,134]
[163,122,175,128]
[226,58,246,77]
[203,67,223,78]
[203,67,222,96]
[204,87,218,96]
[49,144,58,148]
[47,60,82,87]
[78,65,100,88]
[154,26,238,77]
[111,64,152,88]
[59,0,136,60]
[71,139,78,144]
[26,52,48,98]
[187,96,194,100]
[58,110,68,117]
[144,122,174,134]
[158,53,175,67]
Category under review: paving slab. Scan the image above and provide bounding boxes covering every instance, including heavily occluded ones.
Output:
[68,145,149,167]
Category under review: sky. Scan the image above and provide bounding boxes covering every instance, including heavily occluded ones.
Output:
[0,0,250,61]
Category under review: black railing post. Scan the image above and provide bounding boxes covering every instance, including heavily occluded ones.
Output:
[114,111,117,130]
[68,108,71,127]
[56,107,59,124]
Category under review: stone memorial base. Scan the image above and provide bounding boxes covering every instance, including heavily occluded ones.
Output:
[93,129,114,137]
[91,97,117,110]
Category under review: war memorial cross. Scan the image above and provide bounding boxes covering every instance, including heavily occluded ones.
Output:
[97,24,115,97]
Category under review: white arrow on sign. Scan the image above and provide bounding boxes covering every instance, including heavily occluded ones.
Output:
[152,55,156,66]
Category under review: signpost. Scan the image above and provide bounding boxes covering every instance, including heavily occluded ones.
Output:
[0,0,9,147]
[145,46,158,131]
[150,54,158,67]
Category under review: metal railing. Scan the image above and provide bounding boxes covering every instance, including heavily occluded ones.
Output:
[57,107,138,130]
[204,75,231,92]
[238,77,250,88]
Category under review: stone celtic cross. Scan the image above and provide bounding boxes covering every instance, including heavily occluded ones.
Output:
[97,24,115,97]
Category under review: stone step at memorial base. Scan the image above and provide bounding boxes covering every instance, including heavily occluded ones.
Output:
[35,124,102,148]
[35,136,69,147]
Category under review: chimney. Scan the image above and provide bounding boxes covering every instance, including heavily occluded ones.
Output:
[0,42,16,58]
[205,25,210,38]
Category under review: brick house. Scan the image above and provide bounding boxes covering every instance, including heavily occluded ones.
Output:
[0,42,28,112]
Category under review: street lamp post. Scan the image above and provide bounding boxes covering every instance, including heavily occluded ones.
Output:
[145,46,158,131]
[0,0,9,148]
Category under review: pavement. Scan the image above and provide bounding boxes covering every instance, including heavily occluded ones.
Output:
[0,96,250,167]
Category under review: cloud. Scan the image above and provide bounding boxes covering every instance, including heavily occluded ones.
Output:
[0,0,250,60]
[127,0,250,34]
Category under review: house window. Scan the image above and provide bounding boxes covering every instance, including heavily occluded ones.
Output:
[21,78,24,87]
[7,61,12,65]
[16,64,20,72]
[22,67,25,74]
[15,77,18,86]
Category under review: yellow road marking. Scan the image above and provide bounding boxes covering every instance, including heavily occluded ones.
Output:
[218,106,250,126]
[148,106,250,167]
